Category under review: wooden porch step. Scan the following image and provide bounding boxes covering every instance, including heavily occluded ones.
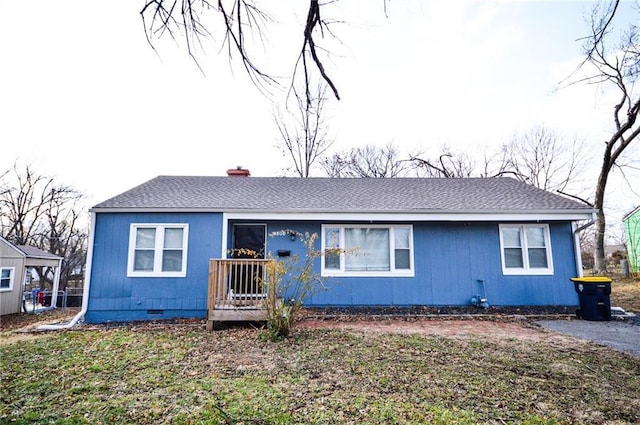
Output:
[206,308,268,330]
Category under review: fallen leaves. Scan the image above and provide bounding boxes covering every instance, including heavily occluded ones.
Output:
[1,321,639,424]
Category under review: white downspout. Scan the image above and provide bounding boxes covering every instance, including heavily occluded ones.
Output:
[572,214,596,278]
[38,211,96,330]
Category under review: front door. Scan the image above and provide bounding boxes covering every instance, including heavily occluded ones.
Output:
[232,224,266,259]
[230,224,266,296]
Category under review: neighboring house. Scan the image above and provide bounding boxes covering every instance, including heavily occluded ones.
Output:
[0,236,63,316]
[623,206,640,273]
[83,171,595,325]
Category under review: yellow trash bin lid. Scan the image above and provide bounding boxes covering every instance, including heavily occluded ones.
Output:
[570,276,612,283]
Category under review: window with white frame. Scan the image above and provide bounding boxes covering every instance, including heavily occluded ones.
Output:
[0,267,14,291]
[321,225,414,276]
[127,224,188,277]
[499,224,553,275]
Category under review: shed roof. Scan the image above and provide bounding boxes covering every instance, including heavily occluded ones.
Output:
[16,244,63,260]
[0,236,62,267]
[623,205,640,222]
[92,176,593,216]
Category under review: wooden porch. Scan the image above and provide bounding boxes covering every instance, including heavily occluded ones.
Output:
[206,258,273,331]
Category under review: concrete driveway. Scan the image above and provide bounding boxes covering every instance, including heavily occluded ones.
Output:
[535,316,640,358]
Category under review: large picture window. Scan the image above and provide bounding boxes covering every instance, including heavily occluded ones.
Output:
[0,267,14,291]
[499,224,553,275]
[321,225,414,276]
[127,224,188,277]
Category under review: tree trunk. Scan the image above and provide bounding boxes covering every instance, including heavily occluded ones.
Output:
[593,208,607,274]
[592,155,611,274]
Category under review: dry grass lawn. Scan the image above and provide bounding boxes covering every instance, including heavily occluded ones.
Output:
[1,278,639,424]
[611,276,640,312]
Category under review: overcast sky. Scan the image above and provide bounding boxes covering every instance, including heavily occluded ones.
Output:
[0,1,638,232]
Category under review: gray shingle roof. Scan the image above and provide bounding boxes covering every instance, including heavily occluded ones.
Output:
[17,245,63,260]
[92,176,593,215]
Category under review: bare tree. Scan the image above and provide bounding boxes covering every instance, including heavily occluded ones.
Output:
[1,163,57,245]
[319,151,349,177]
[501,126,588,193]
[0,163,88,288]
[139,1,632,106]
[275,84,334,177]
[140,0,343,103]
[576,5,640,273]
[321,143,410,178]
[579,223,597,270]
[408,134,587,192]
[410,146,481,178]
[477,148,512,179]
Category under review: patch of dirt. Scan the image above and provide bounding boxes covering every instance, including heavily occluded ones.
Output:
[0,332,45,346]
[296,317,572,343]
[0,309,80,346]
[0,306,579,346]
[301,305,578,317]
[294,306,582,343]
[0,308,79,331]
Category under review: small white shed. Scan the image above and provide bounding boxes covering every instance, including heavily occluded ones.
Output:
[0,236,63,316]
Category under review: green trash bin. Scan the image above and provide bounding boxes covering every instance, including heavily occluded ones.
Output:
[570,277,612,321]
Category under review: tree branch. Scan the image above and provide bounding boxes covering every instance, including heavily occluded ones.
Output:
[557,190,594,207]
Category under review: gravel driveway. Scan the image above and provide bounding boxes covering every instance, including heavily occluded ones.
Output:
[535,315,640,358]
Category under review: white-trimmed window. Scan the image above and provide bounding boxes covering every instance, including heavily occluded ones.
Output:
[321,225,414,276]
[127,224,188,277]
[0,267,14,291]
[499,224,553,275]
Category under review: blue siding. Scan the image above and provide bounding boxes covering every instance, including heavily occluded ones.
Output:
[305,221,579,308]
[263,221,579,308]
[85,212,223,323]
[489,222,579,306]
[87,216,580,323]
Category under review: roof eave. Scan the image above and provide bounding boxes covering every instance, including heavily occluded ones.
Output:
[90,207,595,221]
[0,236,26,257]
[622,205,640,222]
[23,254,64,261]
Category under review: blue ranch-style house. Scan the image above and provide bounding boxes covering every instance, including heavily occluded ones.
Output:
[83,170,595,328]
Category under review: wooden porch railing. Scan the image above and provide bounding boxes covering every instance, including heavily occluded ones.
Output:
[207,259,273,330]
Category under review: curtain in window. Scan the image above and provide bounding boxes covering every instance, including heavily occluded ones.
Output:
[345,228,390,271]
[324,227,340,270]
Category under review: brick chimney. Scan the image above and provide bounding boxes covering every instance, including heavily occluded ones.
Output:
[226,166,251,177]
